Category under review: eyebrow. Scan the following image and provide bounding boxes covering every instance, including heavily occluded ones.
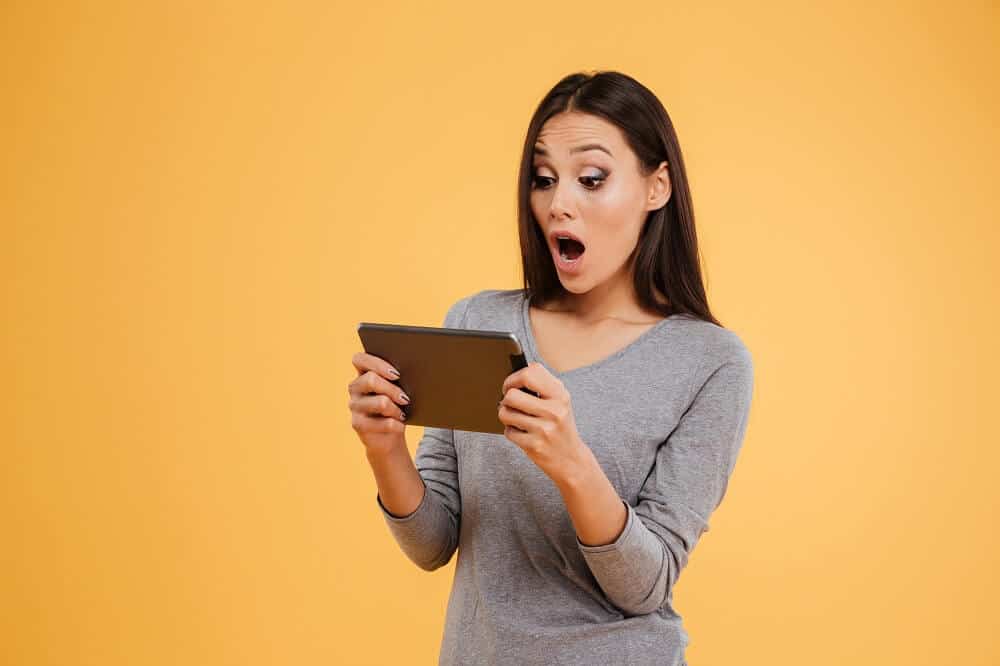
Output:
[533,143,614,158]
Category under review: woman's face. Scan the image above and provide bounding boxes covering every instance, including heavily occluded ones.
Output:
[530,111,670,294]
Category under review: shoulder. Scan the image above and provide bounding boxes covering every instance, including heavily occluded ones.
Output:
[670,316,753,379]
[656,318,754,415]
[471,288,525,305]
[442,288,525,327]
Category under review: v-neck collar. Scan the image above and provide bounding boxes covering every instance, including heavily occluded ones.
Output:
[518,291,682,379]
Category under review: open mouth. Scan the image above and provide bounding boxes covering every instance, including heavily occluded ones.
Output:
[557,236,586,261]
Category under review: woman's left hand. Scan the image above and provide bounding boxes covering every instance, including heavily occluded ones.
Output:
[498,362,589,485]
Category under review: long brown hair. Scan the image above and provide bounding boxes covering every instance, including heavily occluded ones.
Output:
[516,70,722,328]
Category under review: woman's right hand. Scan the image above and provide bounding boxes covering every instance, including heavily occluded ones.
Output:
[349,352,411,457]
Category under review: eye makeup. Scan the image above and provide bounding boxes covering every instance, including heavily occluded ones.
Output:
[531,168,608,191]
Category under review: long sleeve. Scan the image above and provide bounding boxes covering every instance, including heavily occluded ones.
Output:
[576,337,755,616]
[375,292,477,571]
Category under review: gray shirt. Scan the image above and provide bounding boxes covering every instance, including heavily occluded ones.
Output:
[376,288,755,665]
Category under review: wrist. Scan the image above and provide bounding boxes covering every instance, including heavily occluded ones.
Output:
[365,439,410,466]
[555,440,599,493]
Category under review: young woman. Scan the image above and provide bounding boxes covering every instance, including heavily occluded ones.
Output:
[349,70,755,666]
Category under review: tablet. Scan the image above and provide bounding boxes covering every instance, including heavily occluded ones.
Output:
[357,321,539,434]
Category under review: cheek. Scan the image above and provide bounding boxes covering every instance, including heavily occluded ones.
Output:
[529,194,544,220]
[589,191,645,260]
[529,192,553,226]
[589,228,633,263]
[597,181,641,212]
[585,185,638,231]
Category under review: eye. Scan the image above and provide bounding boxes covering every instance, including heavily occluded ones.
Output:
[579,174,606,190]
[530,173,607,191]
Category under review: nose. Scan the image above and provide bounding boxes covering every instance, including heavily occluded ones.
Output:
[548,181,575,221]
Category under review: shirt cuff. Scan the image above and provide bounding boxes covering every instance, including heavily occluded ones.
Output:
[376,484,430,522]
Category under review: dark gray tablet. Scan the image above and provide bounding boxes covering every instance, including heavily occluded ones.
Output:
[357,321,539,434]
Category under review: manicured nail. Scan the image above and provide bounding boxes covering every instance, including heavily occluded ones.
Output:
[388,366,400,378]
[399,392,410,404]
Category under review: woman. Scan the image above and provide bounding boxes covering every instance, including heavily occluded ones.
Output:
[349,70,755,666]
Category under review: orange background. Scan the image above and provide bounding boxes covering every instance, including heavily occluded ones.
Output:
[3,1,998,664]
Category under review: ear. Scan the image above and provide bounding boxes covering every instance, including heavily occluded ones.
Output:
[646,160,671,211]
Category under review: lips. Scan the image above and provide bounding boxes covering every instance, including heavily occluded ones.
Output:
[548,229,586,257]
[547,228,586,275]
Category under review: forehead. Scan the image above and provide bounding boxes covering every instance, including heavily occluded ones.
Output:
[533,112,627,159]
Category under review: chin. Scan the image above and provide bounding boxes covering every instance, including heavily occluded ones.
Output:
[558,278,591,293]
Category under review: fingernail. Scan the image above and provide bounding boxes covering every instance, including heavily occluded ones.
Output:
[388,366,400,378]
[400,392,410,404]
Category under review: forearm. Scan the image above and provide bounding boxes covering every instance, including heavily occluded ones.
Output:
[366,439,425,518]
[370,434,461,572]
[556,444,670,616]
[554,445,628,546]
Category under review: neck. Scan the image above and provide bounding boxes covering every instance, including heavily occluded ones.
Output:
[553,259,649,324]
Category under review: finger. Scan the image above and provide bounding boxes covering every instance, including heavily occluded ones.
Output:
[499,386,545,418]
[353,410,406,433]
[502,362,549,398]
[498,401,532,433]
[501,363,529,394]
[351,351,401,381]
[348,369,411,406]
[351,393,407,421]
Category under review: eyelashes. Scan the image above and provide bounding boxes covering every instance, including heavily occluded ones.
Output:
[531,174,607,191]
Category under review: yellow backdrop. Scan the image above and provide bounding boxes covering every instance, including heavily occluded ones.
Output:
[3,1,998,664]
